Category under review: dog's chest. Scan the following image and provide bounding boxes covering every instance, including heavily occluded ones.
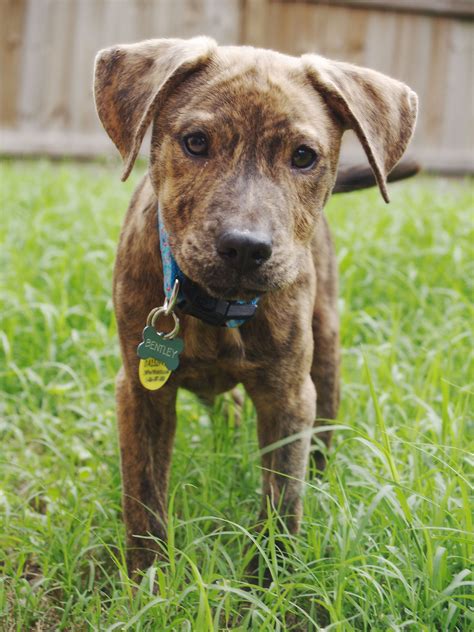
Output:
[174,320,257,395]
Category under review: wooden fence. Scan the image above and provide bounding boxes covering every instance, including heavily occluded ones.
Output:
[1,0,473,171]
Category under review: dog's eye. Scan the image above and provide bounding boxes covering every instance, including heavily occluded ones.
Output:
[291,145,317,170]
[183,133,209,157]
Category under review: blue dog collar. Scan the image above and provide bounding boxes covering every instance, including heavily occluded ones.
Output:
[158,205,259,328]
[158,210,185,300]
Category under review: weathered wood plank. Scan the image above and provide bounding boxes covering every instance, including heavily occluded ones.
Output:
[0,129,118,157]
[0,0,27,126]
[289,0,474,19]
[18,0,49,129]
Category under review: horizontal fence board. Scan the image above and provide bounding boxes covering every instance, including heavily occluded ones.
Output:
[2,129,472,172]
[0,129,116,157]
[285,0,474,18]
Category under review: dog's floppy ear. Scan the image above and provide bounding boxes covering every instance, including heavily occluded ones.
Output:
[94,37,217,181]
[302,55,418,202]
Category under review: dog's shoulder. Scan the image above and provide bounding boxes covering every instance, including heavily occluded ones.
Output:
[113,173,161,309]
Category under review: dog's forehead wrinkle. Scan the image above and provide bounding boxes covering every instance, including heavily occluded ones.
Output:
[175,109,216,128]
[292,123,327,149]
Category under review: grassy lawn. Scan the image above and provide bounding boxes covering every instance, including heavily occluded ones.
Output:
[0,159,472,631]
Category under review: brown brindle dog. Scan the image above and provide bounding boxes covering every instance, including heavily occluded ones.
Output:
[93,37,417,576]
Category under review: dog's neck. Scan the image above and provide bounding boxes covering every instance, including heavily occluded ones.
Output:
[157,204,259,328]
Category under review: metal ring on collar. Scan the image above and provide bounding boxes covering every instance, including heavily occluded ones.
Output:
[164,278,180,315]
[151,307,180,340]
[146,307,161,327]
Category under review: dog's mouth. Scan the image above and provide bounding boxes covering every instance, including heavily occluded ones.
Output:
[177,259,273,302]
[202,281,268,302]
[178,261,292,303]
[175,245,296,303]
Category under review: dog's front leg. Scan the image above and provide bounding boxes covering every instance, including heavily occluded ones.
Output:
[116,368,177,576]
[247,374,316,534]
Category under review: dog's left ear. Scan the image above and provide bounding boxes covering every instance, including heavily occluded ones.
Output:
[302,55,418,202]
[94,37,217,181]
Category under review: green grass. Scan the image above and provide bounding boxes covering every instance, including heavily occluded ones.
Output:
[0,159,472,631]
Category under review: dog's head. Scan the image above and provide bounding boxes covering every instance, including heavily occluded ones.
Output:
[94,37,417,299]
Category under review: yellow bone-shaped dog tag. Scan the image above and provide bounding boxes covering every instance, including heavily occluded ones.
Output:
[138,358,171,390]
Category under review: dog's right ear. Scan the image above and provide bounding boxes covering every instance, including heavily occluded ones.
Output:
[94,37,217,181]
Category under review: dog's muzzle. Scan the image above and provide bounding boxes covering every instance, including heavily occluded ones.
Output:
[158,205,260,327]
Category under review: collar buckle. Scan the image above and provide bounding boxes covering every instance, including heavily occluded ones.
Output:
[178,277,258,327]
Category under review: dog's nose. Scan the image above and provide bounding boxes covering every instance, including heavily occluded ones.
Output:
[216,230,272,272]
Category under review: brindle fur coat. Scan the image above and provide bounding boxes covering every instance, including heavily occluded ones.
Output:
[94,37,417,575]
